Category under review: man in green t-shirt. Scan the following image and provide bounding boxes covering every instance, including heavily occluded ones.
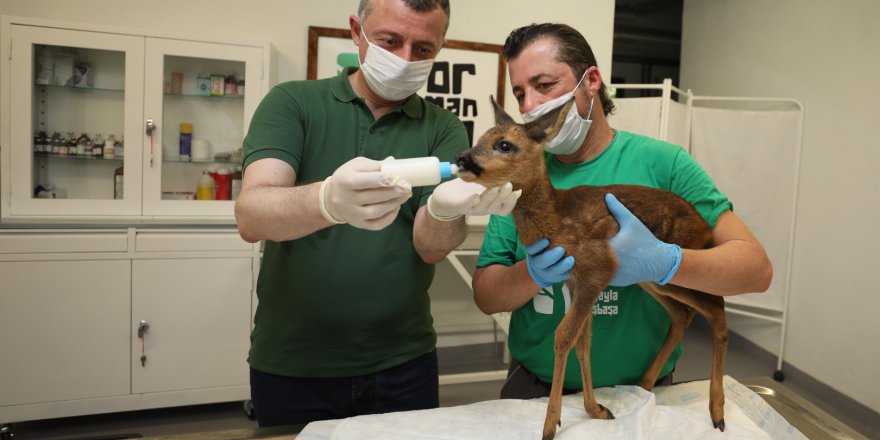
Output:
[473,23,773,399]
[235,0,520,427]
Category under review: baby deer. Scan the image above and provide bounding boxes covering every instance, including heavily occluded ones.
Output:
[457,97,728,439]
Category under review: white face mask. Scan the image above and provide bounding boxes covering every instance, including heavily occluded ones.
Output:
[521,69,594,155]
[359,27,435,102]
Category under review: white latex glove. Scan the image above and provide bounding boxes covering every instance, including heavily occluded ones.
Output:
[319,157,412,230]
[427,178,522,221]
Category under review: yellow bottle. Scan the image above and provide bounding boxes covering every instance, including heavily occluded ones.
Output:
[196,170,215,200]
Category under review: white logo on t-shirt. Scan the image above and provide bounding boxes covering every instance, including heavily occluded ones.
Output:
[533,284,572,315]
[533,285,619,316]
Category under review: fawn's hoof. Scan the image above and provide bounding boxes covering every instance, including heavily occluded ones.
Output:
[599,403,615,420]
[713,418,726,431]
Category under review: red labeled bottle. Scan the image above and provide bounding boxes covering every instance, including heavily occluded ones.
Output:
[214,168,231,200]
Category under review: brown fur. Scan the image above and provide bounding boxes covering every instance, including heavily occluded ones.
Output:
[457,97,728,439]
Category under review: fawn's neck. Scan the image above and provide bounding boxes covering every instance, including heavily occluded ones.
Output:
[512,168,561,246]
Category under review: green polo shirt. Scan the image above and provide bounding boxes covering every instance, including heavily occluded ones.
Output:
[477,130,732,389]
[242,67,468,377]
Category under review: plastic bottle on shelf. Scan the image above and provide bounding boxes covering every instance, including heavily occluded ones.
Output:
[231,167,242,200]
[114,165,124,200]
[76,133,90,157]
[66,131,77,156]
[92,133,105,158]
[115,135,124,159]
[104,134,117,159]
[380,157,459,187]
[225,74,237,96]
[179,123,193,161]
[196,170,215,200]
[51,132,63,155]
[214,168,231,200]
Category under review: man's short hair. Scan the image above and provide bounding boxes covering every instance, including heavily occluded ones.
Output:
[358,0,451,35]
[504,23,615,116]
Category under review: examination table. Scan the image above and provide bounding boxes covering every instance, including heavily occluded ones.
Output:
[143,376,869,440]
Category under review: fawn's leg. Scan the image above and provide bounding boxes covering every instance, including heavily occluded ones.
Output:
[574,309,615,420]
[541,310,580,440]
[701,299,728,431]
[636,283,696,390]
[656,285,728,431]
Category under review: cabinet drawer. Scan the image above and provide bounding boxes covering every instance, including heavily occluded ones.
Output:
[135,231,252,252]
[0,230,128,254]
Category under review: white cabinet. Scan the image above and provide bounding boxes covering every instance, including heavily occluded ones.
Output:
[0,259,131,406]
[0,229,258,424]
[132,258,252,394]
[0,16,269,219]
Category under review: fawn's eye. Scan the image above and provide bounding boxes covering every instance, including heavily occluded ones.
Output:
[494,140,514,153]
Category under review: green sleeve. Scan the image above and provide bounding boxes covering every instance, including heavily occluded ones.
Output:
[670,149,733,229]
[476,214,523,268]
[241,84,305,173]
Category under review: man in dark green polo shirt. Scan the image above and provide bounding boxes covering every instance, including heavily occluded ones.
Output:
[234,0,520,428]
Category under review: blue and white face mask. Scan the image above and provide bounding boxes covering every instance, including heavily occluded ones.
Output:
[521,69,594,155]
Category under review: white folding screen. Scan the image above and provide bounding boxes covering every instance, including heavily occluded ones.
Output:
[689,99,803,313]
[609,97,663,139]
[608,79,692,151]
[609,84,803,375]
[688,98,803,375]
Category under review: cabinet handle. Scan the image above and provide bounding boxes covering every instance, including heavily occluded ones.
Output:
[138,320,150,367]
[145,119,157,167]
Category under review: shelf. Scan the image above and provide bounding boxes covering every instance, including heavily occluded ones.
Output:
[163,157,239,165]
[34,152,123,161]
[35,82,124,93]
[163,93,244,100]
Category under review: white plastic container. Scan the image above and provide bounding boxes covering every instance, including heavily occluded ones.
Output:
[380,157,458,187]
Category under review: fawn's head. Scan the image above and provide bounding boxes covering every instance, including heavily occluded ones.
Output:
[456,96,573,189]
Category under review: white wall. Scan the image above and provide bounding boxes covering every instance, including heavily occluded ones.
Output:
[0,0,614,116]
[681,0,880,413]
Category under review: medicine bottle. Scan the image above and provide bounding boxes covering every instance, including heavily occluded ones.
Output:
[114,166,124,200]
[196,170,215,200]
[214,168,231,200]
[380,157,458,187]
[179,123,193,161]
[231,167,243,200]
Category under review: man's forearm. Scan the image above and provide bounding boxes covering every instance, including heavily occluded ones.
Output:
[671,240,773,296]
[235,182,330,243]
[472,263,541,315]
[412,206,466,264]
[669,211,773,296]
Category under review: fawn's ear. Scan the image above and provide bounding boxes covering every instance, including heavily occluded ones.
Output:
[524,99,574,143]
[490,96,516,126]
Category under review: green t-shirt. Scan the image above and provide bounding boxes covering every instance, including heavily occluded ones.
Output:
[477,130,732,389]
[243,67,468,377]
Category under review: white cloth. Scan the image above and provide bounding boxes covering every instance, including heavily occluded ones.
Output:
[297,376,807,440]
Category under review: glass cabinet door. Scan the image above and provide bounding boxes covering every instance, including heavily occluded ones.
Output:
[8,25,144,217]
[142,38,262,216]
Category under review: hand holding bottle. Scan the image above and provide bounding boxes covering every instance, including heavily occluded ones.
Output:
[319,157,412,230]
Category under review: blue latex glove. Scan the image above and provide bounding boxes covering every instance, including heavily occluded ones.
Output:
[606,193,682,286]
[525,238,576,288]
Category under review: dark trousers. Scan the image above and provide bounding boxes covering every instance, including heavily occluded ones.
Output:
[499,358,673,400]
[249,349,439,427]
